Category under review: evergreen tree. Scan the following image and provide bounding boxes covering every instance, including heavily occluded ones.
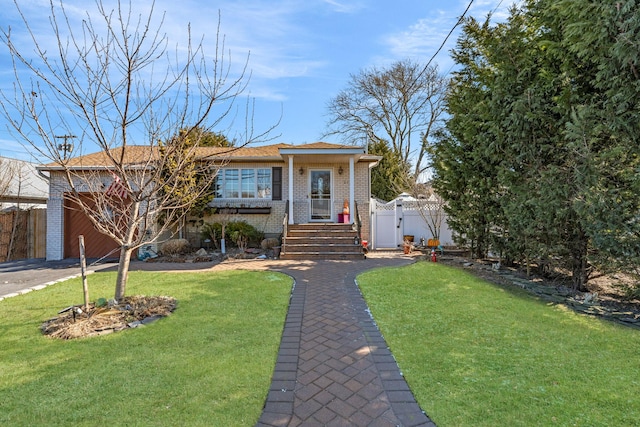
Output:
[368,138,410,201]
[431,1,639,289]
[160,127,234,220]
[430,17,503,258]
[555,0,640,277]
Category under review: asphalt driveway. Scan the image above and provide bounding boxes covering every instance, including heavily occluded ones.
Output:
[0,258,116,300]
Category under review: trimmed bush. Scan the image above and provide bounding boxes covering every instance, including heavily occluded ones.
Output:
[201,222,222,247]
[261,237,280,250]
[160,238,192,255]
[201,220,264,248]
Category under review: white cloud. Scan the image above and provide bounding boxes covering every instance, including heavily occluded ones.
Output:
[469,0,521,22]
[0,138,43,162]
[377,0,522,72]
[152,0,332,99]
[0,0,329,102]
[321,0,365,14]
[382,11,451,59]
[374,9,456,72]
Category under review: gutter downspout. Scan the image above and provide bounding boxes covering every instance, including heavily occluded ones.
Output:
[37,169,50,182]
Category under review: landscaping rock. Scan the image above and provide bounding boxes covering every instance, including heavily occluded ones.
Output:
[441,256,640,330]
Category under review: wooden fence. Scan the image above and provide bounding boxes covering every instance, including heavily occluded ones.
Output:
[0,208,46,262]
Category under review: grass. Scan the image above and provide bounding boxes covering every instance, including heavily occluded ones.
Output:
[358,261,640,427]
[0,269,292,426]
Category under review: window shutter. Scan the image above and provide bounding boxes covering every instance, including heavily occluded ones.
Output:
[272,167,282,201]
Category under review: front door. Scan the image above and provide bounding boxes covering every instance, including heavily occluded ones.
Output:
[310,169,332,221]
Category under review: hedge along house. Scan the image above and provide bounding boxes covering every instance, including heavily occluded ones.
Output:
[40,142,381,261]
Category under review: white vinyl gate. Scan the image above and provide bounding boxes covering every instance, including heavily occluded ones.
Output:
[372,200,397,249]
[371,197,454,250]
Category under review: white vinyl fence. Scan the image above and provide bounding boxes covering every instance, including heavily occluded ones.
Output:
[370,197,454,250]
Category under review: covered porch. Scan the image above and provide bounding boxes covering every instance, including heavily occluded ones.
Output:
[279,143,380,226]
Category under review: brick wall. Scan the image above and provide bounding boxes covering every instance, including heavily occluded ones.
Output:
[46,158,375,256]
[46,172,69,260]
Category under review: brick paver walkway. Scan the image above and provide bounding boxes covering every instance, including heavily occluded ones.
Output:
[2,250,436,425]
[229,254,436,427]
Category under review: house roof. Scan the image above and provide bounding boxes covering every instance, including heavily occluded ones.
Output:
[39,142,381,170]
[0,156,49,204]
[46,146,162,169]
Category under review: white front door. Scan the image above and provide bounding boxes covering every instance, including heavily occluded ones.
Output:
[310,169,332,221]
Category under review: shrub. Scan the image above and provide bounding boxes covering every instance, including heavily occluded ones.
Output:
[226,221,264,247]
[161,238,192,255]
[261,237,280,250]
[201,222,222,248]
[200,221,264,248]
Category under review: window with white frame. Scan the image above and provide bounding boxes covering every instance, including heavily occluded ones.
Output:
[214,168,272,199]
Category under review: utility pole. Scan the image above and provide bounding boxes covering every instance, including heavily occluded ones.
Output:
[55,135,76,160]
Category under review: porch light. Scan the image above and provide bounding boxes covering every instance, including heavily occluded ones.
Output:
[299,167,304,175]
[338,166,343,175]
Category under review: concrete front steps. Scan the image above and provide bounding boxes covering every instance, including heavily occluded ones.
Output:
[281,223,365,260]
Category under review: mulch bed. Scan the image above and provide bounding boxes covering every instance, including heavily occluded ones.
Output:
[436,255,640,328]
[41,295,177,340]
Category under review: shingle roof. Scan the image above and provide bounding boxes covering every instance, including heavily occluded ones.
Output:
[40,142,362,169]
[51,146,160,168]
[0,156,49,202]
[198,143,293,160]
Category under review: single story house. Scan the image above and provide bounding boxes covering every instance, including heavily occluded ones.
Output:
[38,142,381,260]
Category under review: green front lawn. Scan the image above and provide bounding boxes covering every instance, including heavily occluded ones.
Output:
[358,261,640,426]
[0,269,292,426]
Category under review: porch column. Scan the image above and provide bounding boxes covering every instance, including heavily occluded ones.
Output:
[288,156,294,224]
[349,156,355,224]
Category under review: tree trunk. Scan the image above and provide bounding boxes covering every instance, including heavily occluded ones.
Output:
[6,211,17,262]
[114,245,134,301]
[571,228,589,292]
[114,200,141,301]
[572,254,588,292]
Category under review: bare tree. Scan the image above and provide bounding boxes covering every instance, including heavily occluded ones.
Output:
[409,183,446,242]
[0,0,274,300]
[325,59,447,184]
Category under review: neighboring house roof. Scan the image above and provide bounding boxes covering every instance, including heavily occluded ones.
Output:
[394,191,440,203]
[0,156,49,205]
[39,142,381,170]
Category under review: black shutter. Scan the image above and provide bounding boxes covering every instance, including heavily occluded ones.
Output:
[272,167,282,200]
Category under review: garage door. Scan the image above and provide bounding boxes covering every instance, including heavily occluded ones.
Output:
[64,194,120,260]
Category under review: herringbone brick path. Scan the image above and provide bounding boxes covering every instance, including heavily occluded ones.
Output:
[239,254,435,427]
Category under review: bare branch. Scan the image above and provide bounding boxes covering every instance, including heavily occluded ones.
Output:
[0,0,273,300]
[324,59,447,185]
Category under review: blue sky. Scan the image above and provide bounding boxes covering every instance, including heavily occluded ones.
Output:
[0,0,515,162]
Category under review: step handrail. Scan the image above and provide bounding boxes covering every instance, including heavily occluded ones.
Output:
[282,200,289,254]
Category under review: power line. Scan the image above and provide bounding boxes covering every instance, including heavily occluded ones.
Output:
[421,0,475,74]
[423,0,511,79]
[491,0,506,16]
